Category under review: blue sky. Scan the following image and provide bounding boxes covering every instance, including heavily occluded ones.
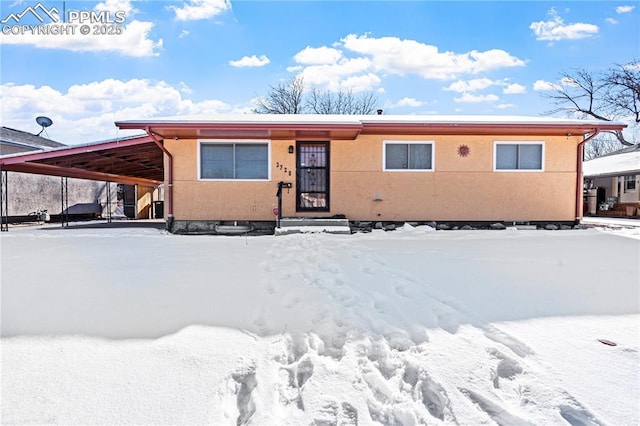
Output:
[0,0,638,144]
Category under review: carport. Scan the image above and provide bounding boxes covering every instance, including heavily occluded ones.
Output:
[0,134,165,231]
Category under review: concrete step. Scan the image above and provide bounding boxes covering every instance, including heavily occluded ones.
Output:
[275,217,351,235]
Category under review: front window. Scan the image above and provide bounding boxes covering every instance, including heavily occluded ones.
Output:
[383,141,434,171]
[495,142,544,171]
[200,141,269,180]
[624,175,636,191]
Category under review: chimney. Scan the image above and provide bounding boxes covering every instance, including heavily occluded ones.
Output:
[376,109,383,115]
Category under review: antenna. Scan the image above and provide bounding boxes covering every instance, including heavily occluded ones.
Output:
[35,116,53,136]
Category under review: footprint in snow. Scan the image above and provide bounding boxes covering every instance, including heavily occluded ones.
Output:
[403,362,455,422]
[232,366,258,426]
[312,399,358,426]
[460,387,534,426]
[487,348,524,389]
[559,404,602,426]
[482,325,535,358]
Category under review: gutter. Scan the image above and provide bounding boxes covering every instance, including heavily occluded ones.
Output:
[145,128,174,230]
[576,129,601,221]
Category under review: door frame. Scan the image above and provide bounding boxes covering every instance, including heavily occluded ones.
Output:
[296,141,330,212]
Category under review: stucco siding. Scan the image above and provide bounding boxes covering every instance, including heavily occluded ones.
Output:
[166,134,580,222]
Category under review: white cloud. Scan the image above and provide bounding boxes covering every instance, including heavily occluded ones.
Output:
[0,19,162,57]
[503,83,526,94]
[530,9,599,41]
[179,30,190,39]
[168,0,231,21]
[229,55,270,68]
[533,79,560,91]
[606,18,618,25]
[443,79,525,97]
[294,46,343,65]
[443,78,497,93]
[288,34,525,94]
[496,103,514,109]
[390,97,423,108]
[340,73,382,92]
[453,93,499,103]
[341,34,525,79]
[0,79,243,144]
[178,82,192,95]
[616,5,635,13]
[95,0,137,15]
[296,57,374,92]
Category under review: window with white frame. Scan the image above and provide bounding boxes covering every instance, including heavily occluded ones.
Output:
[383,141,434,171]
[624,175,636,191]
[200,141,269,180]
[494,142,544,171]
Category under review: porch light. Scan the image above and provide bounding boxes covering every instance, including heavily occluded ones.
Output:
[288,145,294,154]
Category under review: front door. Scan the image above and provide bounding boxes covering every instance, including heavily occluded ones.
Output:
[296,141,330,212]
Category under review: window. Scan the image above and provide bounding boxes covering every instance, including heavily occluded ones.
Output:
[200,141,269,180]
[494,142,544,171]
[624,175,636,191]
[383,141,434,171]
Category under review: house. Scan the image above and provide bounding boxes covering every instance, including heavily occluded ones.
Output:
[114,114,626,233]
[0,127,158,224]
[1,126,65,155]
[583,143,640,217]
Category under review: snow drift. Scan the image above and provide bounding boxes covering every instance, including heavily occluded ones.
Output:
[1,223,638,425]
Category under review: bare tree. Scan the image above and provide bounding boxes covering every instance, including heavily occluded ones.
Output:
[306,88,379,115]
[253,76,305,114]
[583,134,624,160]
[544,60,639,147]
[254,77,380,115]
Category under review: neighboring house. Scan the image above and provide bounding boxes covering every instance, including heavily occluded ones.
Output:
[114,114,626,232]
[1,126,116,220]
[0,126,65,155]
[583,143,640,216]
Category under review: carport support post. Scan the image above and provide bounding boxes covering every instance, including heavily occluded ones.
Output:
[0,168,8,232]
[106,181,112,223]
[61,176,69,228]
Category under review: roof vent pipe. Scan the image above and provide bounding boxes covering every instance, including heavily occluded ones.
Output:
[377,109,383,115]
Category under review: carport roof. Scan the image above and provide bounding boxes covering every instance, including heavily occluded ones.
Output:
[0,134,163,186]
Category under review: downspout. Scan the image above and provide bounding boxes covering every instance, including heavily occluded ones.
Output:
[145,127,174,231]
[575,129,601,222]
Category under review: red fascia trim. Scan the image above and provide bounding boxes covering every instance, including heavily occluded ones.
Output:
[116,122,364,132]
[360,122,626,134]
[0,135,155,166]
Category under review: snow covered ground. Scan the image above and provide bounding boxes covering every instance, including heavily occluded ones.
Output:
[1,222,639,425]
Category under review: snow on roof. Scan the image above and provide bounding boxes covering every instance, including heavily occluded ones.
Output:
[0,133,150,160]
[116,113,627,127]
[583,148,640,177]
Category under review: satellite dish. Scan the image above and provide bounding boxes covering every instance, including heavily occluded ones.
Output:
[36,116,53,136]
